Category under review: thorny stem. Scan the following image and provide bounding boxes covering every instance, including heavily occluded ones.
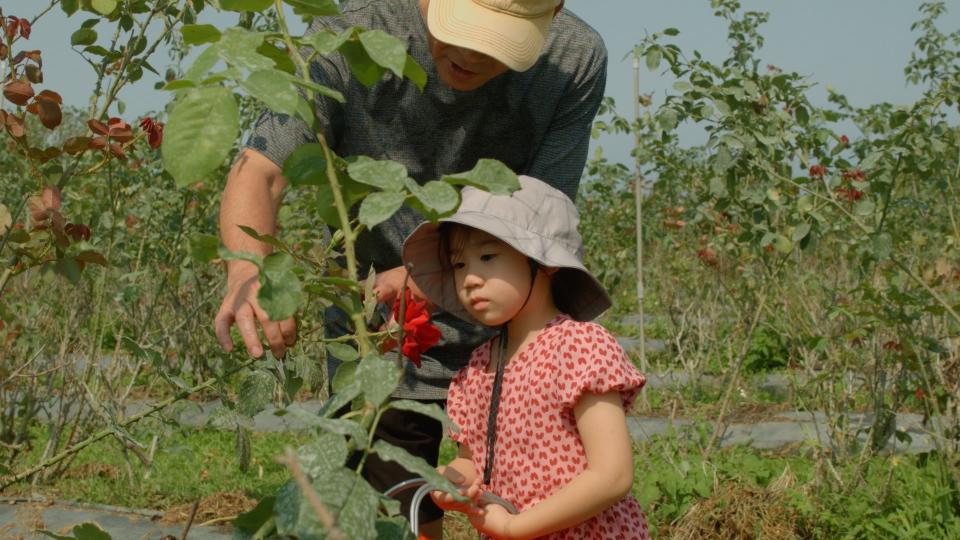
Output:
[274,0,372,354]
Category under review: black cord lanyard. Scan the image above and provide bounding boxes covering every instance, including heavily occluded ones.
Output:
[482,324,508,486]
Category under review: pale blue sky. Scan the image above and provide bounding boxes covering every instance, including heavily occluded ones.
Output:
[3,1,957,165]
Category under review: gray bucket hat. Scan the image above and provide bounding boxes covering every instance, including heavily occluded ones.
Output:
[401,175,611,324]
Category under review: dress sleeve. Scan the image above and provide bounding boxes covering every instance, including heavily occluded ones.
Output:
[556,322,646,410]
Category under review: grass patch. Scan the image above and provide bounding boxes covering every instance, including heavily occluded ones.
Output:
[8,423,309,511]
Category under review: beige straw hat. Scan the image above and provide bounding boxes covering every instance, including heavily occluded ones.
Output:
[402,175,611,324]
[426,0,562,72]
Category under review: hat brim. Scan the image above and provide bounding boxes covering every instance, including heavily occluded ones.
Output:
[403,212,612,325]
[427,0,553,72]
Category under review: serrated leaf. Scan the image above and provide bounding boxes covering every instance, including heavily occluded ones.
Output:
[185,45,221,81]
[217,28,272,71]
[297,433,348,478]
[359,191,407,229]
[162,87,239,187]
[358,29,407,78]
[242,70,310,121]
[182,24,221,45]
[259,252,302,320]
[389,400,457,433]
[355,354,400,407]
[327,342,360,362]
[283,0,341,17]
[403,55,427,90]
[239,369,275,417]
[347,157,407,191]
[285,406,368,445]
[442,159,519,196]
[404,179,459,217]
[304,28,352,55]
[339,40,385,87]
[275,469,379,540]
[372,441,464,498]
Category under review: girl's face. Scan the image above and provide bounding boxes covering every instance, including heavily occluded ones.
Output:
[449,228,535,326]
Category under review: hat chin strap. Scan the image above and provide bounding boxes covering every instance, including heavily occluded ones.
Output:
[483,258,540,486]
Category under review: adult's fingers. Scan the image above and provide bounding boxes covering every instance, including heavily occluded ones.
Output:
[235,303,265,357]
[280,317,297,347]
[214,306,236,353]
[254,305,290,358]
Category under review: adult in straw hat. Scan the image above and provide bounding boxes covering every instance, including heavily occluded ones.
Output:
[214,1,607,535]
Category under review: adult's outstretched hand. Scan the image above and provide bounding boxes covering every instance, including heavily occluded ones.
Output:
[214,263,297,358]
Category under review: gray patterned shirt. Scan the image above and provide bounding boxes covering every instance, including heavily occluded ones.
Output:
[246,0,607,399]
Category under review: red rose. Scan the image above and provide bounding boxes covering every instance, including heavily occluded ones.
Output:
[390,288,441,368]
[808,164,827,178]
[839,135,849,145]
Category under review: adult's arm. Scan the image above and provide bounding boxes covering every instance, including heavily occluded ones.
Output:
[214,149,295,358]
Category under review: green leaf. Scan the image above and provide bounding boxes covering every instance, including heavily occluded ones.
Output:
[872,233,893,260]
[283,143,328,186]
[61,0,79,16]
[259,252,302,320]
[220,0,272,11]
[53,257,83,284]
[359,29,407,78]
[389,400,457,433]
[275,469,379,540]
[403,55,427,90]
[304,28,352,55]
[296,433,348,478]
[189,233,220,263]
[234,496,276,531]
[774,234,793,254]
[285,406,368,444]
[257,42,297,74]
[442,159,520,196]
[355,354,400,407]
[217,28,272,71]
[70,28,98,46]
[241,70,308,120]
[91,0,117,15]
[185,45,221,81]
[162,87,239,187]
[239,369,275,417]
[331,362,358,393]
[657,108,679,131]
[854,198,876,216]
[645,48,662,71]
[359,191,408,229]
[182,24,221,45]
[290,77,345,103]
[376,518,417,540]
[372,441,464,498]
[236,424,252,472]
[663,27,680,36]
[405,179,459,217]
[339,40,386,87]
[283,0,340,17]
[237,225,286,250]
[347,157,407,191]
[326,342,360,362]
[791,223,811,242]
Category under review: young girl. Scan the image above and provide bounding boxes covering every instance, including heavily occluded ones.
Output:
[402,176,649,539]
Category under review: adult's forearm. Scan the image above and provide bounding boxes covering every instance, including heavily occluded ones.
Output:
[219,150,287,275]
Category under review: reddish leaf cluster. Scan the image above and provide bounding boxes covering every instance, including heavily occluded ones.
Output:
[808,164,827,178]
[64,223,92,242]
[139,117,164,149]
[841,168,866,182]
[662,219,686,229]
[882,340,902,351]
[388,289,441,368]
[87,117,134,159]
[3,14,31,42]
[834,186,864,203]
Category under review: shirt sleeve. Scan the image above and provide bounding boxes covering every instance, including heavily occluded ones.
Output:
[526,41,607,201]
[244,19,347,168]
[556,322,646,410]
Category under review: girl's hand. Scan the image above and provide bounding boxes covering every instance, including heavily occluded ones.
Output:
[469,502,515,539]
[430,470,483,514]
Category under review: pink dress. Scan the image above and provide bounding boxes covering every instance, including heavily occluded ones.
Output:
[447,315,650,540]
